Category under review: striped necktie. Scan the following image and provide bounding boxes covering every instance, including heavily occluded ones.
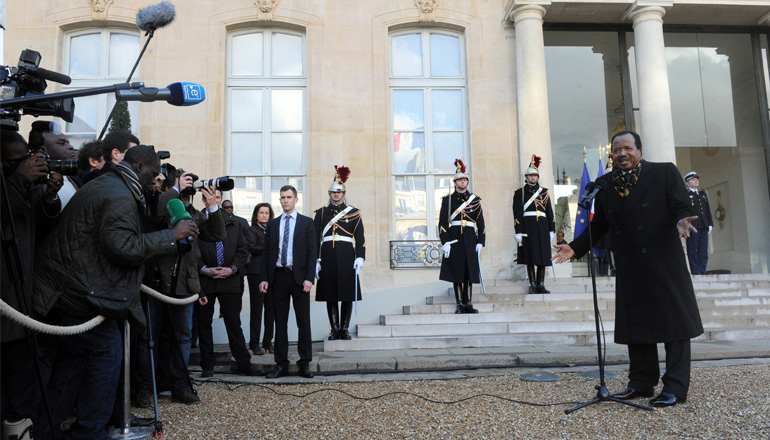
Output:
[216,241,224,266]
[281,215,291,267]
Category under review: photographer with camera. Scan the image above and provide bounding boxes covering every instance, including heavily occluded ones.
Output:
[1,129,62,432]
[133,169,225,406]
[28,120,79,208]
[31,145,198,440]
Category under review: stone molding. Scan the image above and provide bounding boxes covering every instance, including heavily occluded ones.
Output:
[509,4,547,24]
[415,0,438,23]
[255,0,280,21]
[623,1,672,24]
[90,0,114,21]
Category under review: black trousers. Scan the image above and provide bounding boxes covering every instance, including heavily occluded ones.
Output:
[198,291,251,370]
[627,339,692,399]
[272,271,312,368]
[247,274,275,349]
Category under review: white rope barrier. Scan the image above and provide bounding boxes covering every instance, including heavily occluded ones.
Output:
[0,284,198,335]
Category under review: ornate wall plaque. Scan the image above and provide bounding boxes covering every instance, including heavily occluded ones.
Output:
[90,0,114,21]
[256,0,280,21]
[415,0,438,23]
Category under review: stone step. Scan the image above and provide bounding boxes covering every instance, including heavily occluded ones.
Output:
[357,321,610,338]
[382,311,591,326]
[427,292,615,305]
[323,326,770,352]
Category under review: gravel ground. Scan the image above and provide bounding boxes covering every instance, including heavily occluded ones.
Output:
[133,363,770,439]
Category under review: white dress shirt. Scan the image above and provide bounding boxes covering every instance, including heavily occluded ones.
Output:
[277,210,298,267]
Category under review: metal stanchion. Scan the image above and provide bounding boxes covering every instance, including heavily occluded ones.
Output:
[108,321,155,440]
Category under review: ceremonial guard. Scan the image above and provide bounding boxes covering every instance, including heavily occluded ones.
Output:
[684,171,713,275]
[439,159,486,314]
[314,166,365,340]
[513,154,555,294]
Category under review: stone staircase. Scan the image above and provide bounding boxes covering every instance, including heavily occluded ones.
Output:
[323,274,770,352]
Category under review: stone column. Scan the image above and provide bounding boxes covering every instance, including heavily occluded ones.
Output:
[627,4,676,163]
[511,4,554,189]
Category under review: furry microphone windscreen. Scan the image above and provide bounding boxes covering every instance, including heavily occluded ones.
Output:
[136,1,176,32]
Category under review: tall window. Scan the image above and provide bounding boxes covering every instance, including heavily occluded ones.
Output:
[390,30,468,241]
[63,29,140,147]
[227,29,306,218]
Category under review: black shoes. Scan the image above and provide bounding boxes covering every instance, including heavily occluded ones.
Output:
[266,365,287,378]
[535,284,551,294]
[299,365,314,378]
[463,302,479,314]
[231,363,261,376]
[133,392,153,408]
[201,368,214,378]
[172,389,200,405]
[650,392,686,407]
[338,328,352,340]
[611,386,654,400]
[250,345,266,356]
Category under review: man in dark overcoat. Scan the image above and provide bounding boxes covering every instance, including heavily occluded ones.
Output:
[553,130,703,407]
[513,154,555,294]
[314,166,365,341]
[683,171,714,275]
[439,159,485,314]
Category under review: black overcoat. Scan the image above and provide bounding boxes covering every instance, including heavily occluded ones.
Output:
[512,184,555,266]
[570,160,704,345]
[314,203,364,302]
[438,191,485,283]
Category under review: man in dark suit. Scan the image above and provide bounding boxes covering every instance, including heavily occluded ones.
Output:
[683,171,714,275]
[553,130,704,408]
[260,185,317,379]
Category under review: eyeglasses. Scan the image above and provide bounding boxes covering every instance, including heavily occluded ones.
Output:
[222,205,234,209]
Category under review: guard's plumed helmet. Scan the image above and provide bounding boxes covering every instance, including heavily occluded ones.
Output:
[525,154,541,176]
[328,165,350,192]
[453,159,469,182]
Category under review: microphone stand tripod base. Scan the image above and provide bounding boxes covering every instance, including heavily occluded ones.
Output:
[565,385,653,414]
[108,426,156,440]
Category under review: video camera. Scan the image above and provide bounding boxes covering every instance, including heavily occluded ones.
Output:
[1,50,75,130]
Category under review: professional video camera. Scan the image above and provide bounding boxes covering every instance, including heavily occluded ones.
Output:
[1,49,75,130]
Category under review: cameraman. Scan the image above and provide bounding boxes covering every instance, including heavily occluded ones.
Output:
[1,129,62,429]
[28,120,79,207]
[32,145,198,440]
[134,170,225,406]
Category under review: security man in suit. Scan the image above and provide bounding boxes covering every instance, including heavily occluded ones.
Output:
[513,154,555,294]
[684,171,713,275]
[314,166,365,341]
[553,130,703,407]
[260,185,317,379]
[438,159,485,314]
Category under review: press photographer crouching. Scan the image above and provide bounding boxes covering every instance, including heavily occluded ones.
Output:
[28,120,80,208]
[31,145,199,440]
[133,168,226,407]
[1,129,62,434]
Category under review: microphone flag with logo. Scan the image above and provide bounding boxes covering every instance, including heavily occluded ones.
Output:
[167,198,191,226]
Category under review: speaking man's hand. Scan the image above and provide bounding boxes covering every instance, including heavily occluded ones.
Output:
[551,244,575,264]
[172,219,198,241]
[677,215,699,239]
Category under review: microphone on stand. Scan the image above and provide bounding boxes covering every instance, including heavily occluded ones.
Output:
[136,1,176,32]
[579,181,602,210]
[116,82,206,106]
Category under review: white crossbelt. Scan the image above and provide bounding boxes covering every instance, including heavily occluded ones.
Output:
[322,235,354,243]
[450,220,475,227]
[523,211,545,217]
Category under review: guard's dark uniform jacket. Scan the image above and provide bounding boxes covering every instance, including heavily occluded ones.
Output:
[687,189,713,231]
[314,203,365,302]
[512,184,555,266]
[438,191,485,283]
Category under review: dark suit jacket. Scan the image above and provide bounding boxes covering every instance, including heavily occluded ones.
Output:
[260,212,317,287]
[198,215,248,295]
[570,160,703,345]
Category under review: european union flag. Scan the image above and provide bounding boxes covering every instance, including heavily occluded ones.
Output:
[593,159,606,258]
[574,162,591,242]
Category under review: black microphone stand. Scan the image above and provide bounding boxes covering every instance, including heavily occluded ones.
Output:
[564,189,652,414]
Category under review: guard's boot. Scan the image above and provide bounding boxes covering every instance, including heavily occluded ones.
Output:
[453,283,464,314]
[526,265,537,294]
[463,282,478,314]
[536,266,551,294]
[338,301,353,340]
[326,302,340,340]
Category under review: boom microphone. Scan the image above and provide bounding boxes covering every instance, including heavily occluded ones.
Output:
[136,1,176,32]
[115,82,205,106]
[32,67,72,85]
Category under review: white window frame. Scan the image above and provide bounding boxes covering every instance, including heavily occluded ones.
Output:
[61,28,141,146]
[226,28,307,216]
[389,29,469,241]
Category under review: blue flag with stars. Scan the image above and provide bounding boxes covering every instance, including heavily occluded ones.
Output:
[574,162,591,243]
[593,159,606,258]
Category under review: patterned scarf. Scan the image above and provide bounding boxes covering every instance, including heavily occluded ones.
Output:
[114,162,146,209]
[612,161,642,198]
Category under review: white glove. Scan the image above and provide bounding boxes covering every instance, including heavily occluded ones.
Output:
[441,243,451,258]
[476,243,483,253]
[515,234,523,244]
[708,226,713,233]
[353,257,364,271]
[550,232,555,242]
[315,260,322,278]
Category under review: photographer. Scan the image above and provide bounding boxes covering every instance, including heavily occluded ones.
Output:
[28,120,79,207]
[31,145,198,440]
[1,129,61,429]
[134,169,225,406]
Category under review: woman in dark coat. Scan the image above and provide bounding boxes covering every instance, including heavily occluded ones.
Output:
[438,159,485,314]
[244,202,275,355]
